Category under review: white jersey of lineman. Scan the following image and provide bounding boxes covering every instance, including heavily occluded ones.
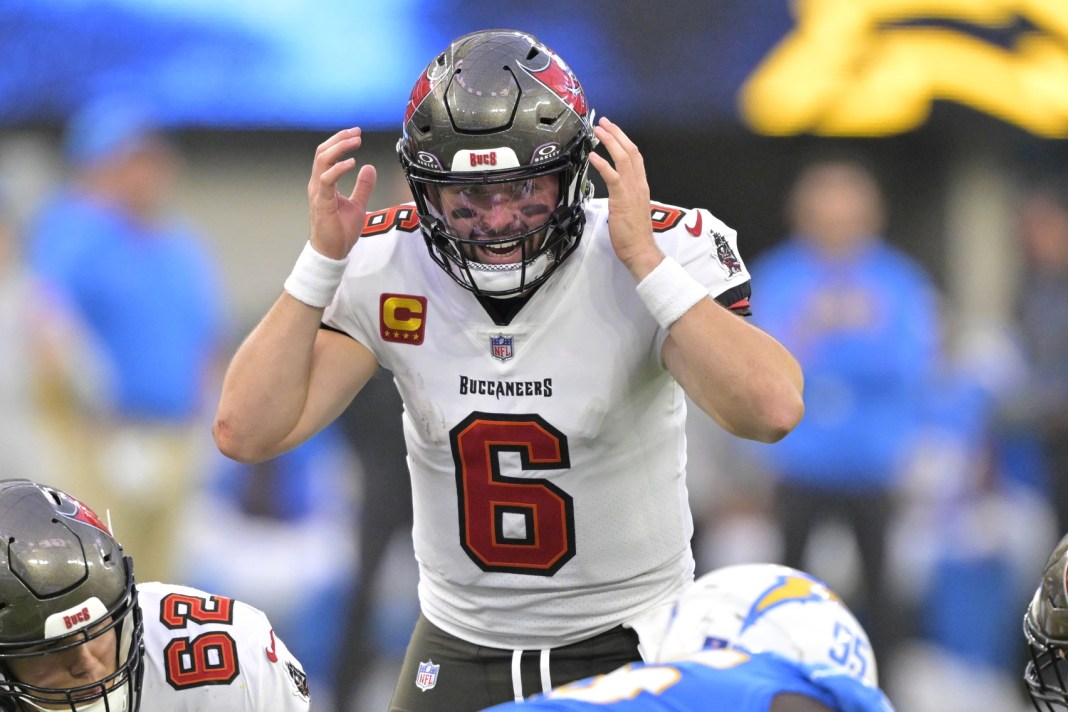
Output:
[324,198,751,649]
[135,582,310,711]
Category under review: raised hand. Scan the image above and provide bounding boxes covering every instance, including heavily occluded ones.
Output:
[588,117,663,281]
[307,127,378,260]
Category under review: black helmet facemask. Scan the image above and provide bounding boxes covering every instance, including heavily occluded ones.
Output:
[0,481,144,712]
[398,29,596,298]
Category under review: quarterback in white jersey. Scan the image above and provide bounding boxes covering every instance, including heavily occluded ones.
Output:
[0,479,310,712]
[323,196,749,649]
[214,28,803,711]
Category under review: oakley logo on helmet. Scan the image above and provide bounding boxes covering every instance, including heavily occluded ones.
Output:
[416,151,442,170]
[532,143,562,164]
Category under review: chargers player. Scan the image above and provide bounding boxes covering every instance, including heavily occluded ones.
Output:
[0,479,310,711]
[214,28,804,710]
[482,564,895,712]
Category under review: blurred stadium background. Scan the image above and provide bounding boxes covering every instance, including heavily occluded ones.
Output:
[3,1,1067,710]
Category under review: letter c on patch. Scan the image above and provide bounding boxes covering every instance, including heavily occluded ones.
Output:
[380,293,428,345]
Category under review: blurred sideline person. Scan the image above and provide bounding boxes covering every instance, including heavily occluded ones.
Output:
[747,156,940,662]
[1002,180,1068,538]
[25,95,228,584]
[1024,531,1068,710]
[0,186,105,487]
[482,563,894,712]
[0,479,310,711]
[214,29,803,711]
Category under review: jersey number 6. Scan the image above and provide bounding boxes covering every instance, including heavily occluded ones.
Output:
[450,412,575,576]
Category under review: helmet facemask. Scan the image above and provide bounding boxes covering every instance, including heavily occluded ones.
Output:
[398,29,596,298]
[0,558,144,712]
[1025,595,1068,709]
[404,142,590,298]
[1025,533,1068,710]
[0,481,145,712]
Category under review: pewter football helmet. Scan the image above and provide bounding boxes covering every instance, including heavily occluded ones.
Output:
[1025,533,1068,710]
[653,563,879,687]
[398,29,596,297]
[0,480,143,712]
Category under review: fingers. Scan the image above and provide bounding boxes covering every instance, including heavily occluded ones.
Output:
[310,127,364,199]
[592,117,645,182]
[349,164,378,207]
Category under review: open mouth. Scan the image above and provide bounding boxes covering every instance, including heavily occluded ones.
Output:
[474,238,523,264]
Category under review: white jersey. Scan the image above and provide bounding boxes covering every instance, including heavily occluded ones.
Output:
[324,198,751,649]
[136,582,310,711]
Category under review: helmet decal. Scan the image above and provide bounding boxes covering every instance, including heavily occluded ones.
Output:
[523,53,589,118]
[742,573,841,633]
[70,497,112,536]
[404,53,452,126]
[44,596,108,638]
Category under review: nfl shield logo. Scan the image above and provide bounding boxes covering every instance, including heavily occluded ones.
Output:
[416,660,440,691]
[490,334,513,362]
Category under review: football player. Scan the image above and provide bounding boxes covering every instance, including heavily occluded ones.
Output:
[1024,531,1068,710]
[0,479,310,711]
[214,28,804,711]
[482,564,895,712]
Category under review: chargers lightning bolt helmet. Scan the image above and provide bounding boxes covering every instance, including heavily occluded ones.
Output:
[652,563,879,688]
[0,480,144,712]
[1025,532,1068,710]
[398,29,597,298]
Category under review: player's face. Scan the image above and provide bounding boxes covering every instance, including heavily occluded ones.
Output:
[435,176,560,265]
[5,621,118,709]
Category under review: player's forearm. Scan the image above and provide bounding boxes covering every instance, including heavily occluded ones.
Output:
[666,298,804,443]
[213,293,323,462]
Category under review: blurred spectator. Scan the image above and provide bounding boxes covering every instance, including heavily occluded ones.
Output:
[24,95,228,583]
[746,156,941,665]
[885,319,1050,711]
[1000,179,1068,536]
[0,185,104,486]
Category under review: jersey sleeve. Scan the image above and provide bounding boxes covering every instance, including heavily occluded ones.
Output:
[668,207,752,315]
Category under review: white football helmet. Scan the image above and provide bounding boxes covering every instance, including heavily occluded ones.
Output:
[652,563,878,688]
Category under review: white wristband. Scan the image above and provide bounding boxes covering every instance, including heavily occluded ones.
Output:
[283,241,349,308]
[636,256,708,330]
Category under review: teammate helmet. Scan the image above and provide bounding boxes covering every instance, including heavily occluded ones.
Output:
[652,563,879,688]
[397,29,596,298]
[1025,532,1068,709]
[0,480,144,712]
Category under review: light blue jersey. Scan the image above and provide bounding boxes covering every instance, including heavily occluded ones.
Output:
[482,649,894,712]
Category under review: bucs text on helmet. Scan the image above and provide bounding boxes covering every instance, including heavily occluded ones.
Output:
[1025,532,1068,710]
[0,480,144,712]
[398,29,597,298]
[651,563,880,688]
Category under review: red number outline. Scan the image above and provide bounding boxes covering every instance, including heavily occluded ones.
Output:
[160,593,234,630]
[650,203,684,232]
[163,631,240,689]
[159,593,240,690]
[450,412,575,576]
